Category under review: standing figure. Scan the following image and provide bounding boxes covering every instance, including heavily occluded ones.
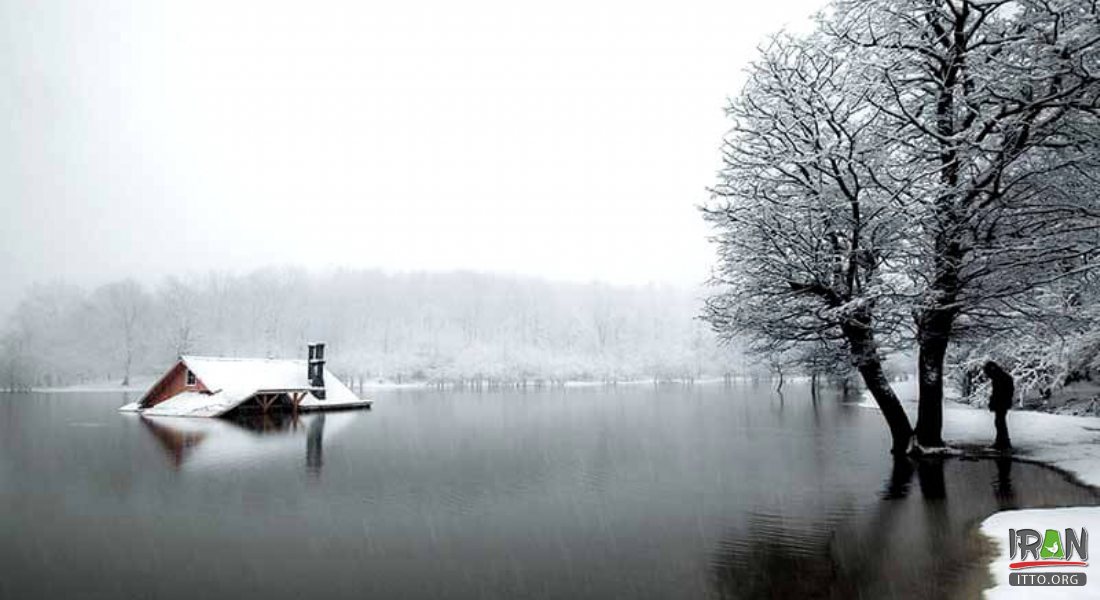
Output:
[983,361,1014,450]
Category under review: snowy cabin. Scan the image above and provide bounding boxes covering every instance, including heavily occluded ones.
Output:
[120,343,370,418]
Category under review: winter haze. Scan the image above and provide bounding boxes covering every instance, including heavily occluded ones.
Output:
[0,0,824,312]
[8,3,1100,599]
[1,0,825,386]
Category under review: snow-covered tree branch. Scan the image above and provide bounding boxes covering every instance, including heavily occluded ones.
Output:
[702,33,915,452]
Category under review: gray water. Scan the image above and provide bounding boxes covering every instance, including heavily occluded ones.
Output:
[0,384,1096,599]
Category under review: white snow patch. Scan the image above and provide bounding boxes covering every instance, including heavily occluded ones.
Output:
[939,406,1100,488]
[181,356,314,396]
[142,391,244,418]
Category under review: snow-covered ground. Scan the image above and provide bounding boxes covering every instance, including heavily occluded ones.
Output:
[941,396,1100,598]
[952,403,1100,599]
[940,403,1100,489]
[862,380,1100,487]
[866,379,1100,598]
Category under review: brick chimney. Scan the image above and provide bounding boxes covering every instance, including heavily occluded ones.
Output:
[307,342,326,399]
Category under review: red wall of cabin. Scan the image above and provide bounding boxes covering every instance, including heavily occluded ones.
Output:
[141,362,209,408]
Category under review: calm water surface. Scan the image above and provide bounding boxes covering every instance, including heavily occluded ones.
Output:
[1,384,1096,599]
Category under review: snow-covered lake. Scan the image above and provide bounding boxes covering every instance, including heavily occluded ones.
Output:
[0,384,1096,598]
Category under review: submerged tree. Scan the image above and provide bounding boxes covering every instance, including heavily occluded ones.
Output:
[703,33,914,453]
[707,0,1100,452]
[827,0,1100,446]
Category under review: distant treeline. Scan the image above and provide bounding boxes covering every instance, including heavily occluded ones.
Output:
[0,269,753,390]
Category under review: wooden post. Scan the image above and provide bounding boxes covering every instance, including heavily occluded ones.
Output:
[257,393,278,413]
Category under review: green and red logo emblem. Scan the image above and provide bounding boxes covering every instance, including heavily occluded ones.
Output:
[1009,528,1088,569]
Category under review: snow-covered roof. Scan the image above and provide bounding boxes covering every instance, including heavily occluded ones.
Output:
[126,355,368,418]
[142,390,241,418]
[181,356,321,395]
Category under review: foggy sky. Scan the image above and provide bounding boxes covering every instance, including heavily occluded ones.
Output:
[0,0,825,315]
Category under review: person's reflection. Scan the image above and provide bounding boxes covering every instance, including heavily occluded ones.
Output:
[307,413,325,477]
[993,455,1016,506]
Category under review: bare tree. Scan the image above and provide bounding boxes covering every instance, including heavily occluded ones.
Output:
[702,33,915,453]
[1,270,734,387]
[827,0,1100,446]
[94,280,148,387]
[159,276,199,358]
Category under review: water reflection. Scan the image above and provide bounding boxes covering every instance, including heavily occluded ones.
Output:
[883,457,914,500]
[994,455,1015,505]
[307,413,325,477]
[140,417,207,468]
[139,411,340,475]
[710,457,1098,599]
[710,513,855,598]
[917,457,947,500]
[6,386,1100,599]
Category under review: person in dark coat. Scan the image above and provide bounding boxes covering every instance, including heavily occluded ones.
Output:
[983,361,1014,450]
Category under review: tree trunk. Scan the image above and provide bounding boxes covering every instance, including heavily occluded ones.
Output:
[122,347,132,388]
[844,318,913,454]
[914,5,965,450]
[915,342,947,447]
[857,359,913,455]
[915,310,953,448]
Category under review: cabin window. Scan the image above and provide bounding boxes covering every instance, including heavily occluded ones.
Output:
[186,370,196,386]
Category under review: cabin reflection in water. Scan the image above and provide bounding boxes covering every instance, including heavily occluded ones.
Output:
[140,418,208,468]
[138,411,345,474]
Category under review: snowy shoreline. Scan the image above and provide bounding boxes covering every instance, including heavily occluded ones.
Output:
[861,380,1100,599]
[954,403,1100,599]
[16,375,749,395]
[940,399,1100,598]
